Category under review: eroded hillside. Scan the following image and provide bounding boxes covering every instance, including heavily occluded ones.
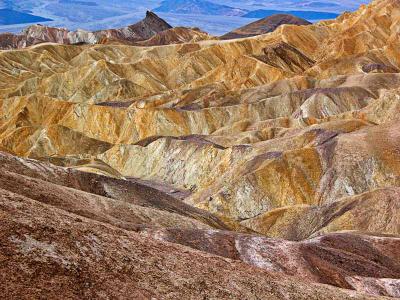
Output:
[0,0,399,298]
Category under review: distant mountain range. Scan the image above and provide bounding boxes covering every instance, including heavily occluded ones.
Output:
[0,0,354,36]
[1,10,314,49]
[243,9,339,20]
[154,0,248,16]
[0,11,171,49]
[298,1,341,9]
[154,0,339,20]
[0,11,215,49]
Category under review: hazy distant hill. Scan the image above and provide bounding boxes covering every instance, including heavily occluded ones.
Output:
[0,9,52,25]
[243,9,339,20]
[300,1,341,8]
[154,0,248,16]
[221,14,311,40]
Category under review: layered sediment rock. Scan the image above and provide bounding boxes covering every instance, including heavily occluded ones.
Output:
[0,152,395,299]
[0,0,400,298]
[1,185,382,300]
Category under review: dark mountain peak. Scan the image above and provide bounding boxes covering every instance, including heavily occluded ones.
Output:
[131,11,172,40]
[145,10,161,20]
[220,13,311,40]
[142,10,171,27]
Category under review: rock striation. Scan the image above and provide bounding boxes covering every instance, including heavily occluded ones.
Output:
[137,26,214,46]
[0,0,400,298]
[0,151,393,299]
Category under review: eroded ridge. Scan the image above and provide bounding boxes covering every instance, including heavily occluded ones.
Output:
[0,0,400,298]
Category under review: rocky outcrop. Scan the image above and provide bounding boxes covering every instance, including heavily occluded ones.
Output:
[255,41,316,72]
[362,63,399,74]
[220,14,311,40]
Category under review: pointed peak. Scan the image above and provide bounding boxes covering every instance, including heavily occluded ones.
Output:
[145,11,160,19]
[142,10,173,30]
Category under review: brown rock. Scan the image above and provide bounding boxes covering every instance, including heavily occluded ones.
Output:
[220,14,311,40]
[0,0,400,297]
[0,189,381,299]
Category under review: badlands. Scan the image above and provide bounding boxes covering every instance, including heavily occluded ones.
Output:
[0,0,400,299]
